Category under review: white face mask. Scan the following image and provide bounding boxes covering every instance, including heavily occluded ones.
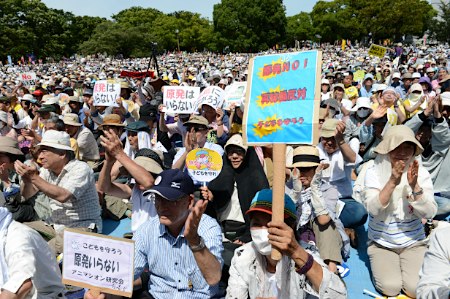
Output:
[409,93,422,104]
[251,228,272,256]
[357,109,370,118]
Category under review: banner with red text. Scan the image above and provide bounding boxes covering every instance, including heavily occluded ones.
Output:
[243,51,322,145]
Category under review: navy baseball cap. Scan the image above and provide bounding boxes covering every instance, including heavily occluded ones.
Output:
[143,169,195,201]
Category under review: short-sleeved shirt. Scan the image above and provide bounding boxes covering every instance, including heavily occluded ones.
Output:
[133,215,224,299]
[74,127,100,161]
[40,159,102,231]
[3,221,64,298]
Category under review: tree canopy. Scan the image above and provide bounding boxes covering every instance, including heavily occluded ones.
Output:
[0,0,444,61]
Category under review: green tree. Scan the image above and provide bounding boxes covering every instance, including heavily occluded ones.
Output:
[285,12,314,47]
[429,0,450,43]
[213,0,287,52]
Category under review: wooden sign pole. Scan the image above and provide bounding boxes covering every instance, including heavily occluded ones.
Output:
[271,143,286,261]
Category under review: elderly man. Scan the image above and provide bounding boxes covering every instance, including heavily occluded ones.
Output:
[87,169,223,299]
[63,113,100,164]
[14,130,102,254]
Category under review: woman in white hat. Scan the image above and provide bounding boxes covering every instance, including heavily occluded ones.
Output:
[320,78,332,103]
[363,125,437,298]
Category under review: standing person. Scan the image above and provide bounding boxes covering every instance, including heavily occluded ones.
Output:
[14,130,102,254]
[226,189,347,299]
[363,125,437,298]
[0,207,64,298]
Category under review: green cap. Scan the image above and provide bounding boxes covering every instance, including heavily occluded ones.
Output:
[125,121,149,133]
[36,105,56,113]
[0,96,11,103]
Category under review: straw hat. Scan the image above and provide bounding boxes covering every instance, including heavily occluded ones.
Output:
[98,114,125,129]
[374,125,423,156]
[291,145,321,168]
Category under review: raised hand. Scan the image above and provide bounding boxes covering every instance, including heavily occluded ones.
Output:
[390,159,406,185]
[407,159,419,189]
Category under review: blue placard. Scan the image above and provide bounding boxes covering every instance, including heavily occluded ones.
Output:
[244,51,321,144]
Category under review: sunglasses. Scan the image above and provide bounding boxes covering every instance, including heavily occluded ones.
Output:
[189,126,207,132]
[227,147,245,156]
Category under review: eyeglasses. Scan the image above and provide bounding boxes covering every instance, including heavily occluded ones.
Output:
[189,126,207,132]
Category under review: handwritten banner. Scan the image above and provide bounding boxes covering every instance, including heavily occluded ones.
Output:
[185,148,223,183]
[197,86,225,111]
[224,82,247,109]
[368,44,387,58]
[243,51,322,145]
[19,72,36,87]
[163,86,200,114]
[93,80,120,107]
[62,229,135,297]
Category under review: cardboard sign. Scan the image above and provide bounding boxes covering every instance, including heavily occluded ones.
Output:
[62,229,135,297]
[185,148,223,183]
[368,44,387,58]
[93,80,120,107]
[243,50,322,145]
[163,86,200,114]
[224,82,247,109]
[19,72,36,87]
[197,86,225,111]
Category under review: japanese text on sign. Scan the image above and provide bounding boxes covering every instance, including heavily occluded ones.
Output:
[62,229,135,297]
[19,72,36,87]
[224,82,247,109]
[186,148,223,183]
[243,51,321,145]
[368,44,387,58]
[163,86,200,114]
[93,80,120,107]
[197,86,225,111]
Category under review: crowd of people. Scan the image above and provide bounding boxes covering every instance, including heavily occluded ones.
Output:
[0,43,449,299]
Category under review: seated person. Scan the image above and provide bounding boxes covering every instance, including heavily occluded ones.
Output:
[14,130,102,254]
[417,226,450,298]
[226,189,347,298]
[363,125,437,298]
[86,169,223,299]
[0,207,64,298]
[286,145,349,273]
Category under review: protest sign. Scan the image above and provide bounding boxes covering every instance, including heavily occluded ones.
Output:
[243,50,322,145]
[185,148,223,184]
[19,72,36,87]
[62,229,135,297]
[197,86,225,111]
[93,80,120,107]
[368,44,387,58]
[353,70,366,83]
[224,82,247,109]
[163,86,200,114]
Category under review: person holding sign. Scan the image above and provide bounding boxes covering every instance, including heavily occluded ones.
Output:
[87,169,223,299]
[226,189,347,299]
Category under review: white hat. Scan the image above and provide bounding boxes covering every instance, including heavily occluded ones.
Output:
[351,97,372,112]
[373,83,387,92]
[321,78,330,85]
[392,73,401,79]
[63,113,82,127]
[225,134,248,153]
[43,97,60,105]
[21,94,34,102]
[37,131,73,151]
[410,83,423,94]
[412,72,421,79]
[441,92,450,106]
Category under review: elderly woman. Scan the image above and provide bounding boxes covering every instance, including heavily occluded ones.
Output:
[363,125,437,298]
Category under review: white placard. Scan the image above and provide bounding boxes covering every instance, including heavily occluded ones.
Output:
[93,80,120,107]
[163,86,200,114]
[224,82,247,109]
[62,229,134,297]
[19,72,36,87]
[197,86,225,110]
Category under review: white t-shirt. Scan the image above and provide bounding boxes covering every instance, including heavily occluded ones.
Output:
[218,183,245,223]
[131,185,157,232]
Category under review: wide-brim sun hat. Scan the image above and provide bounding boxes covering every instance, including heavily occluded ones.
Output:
[320,118,339,138]
[0,136,25,156]
[351,97,372,112]
[374,125,423,156]
[37,130,73,151]
[63,113,82,127]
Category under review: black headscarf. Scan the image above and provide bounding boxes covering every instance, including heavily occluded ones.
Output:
[207,146,269,242]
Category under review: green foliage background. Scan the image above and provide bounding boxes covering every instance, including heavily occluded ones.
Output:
[0,0,445,61]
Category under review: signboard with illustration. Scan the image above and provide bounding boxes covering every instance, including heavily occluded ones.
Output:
[62,229,135,297]
[185,148,223,183]
[224,82,247,109]
[243,50,322,145]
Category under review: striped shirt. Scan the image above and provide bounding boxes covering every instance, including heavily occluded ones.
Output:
[133,214,224,299]
[368,215,425,249]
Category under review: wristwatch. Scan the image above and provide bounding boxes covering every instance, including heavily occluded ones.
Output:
[189,236,206,252]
